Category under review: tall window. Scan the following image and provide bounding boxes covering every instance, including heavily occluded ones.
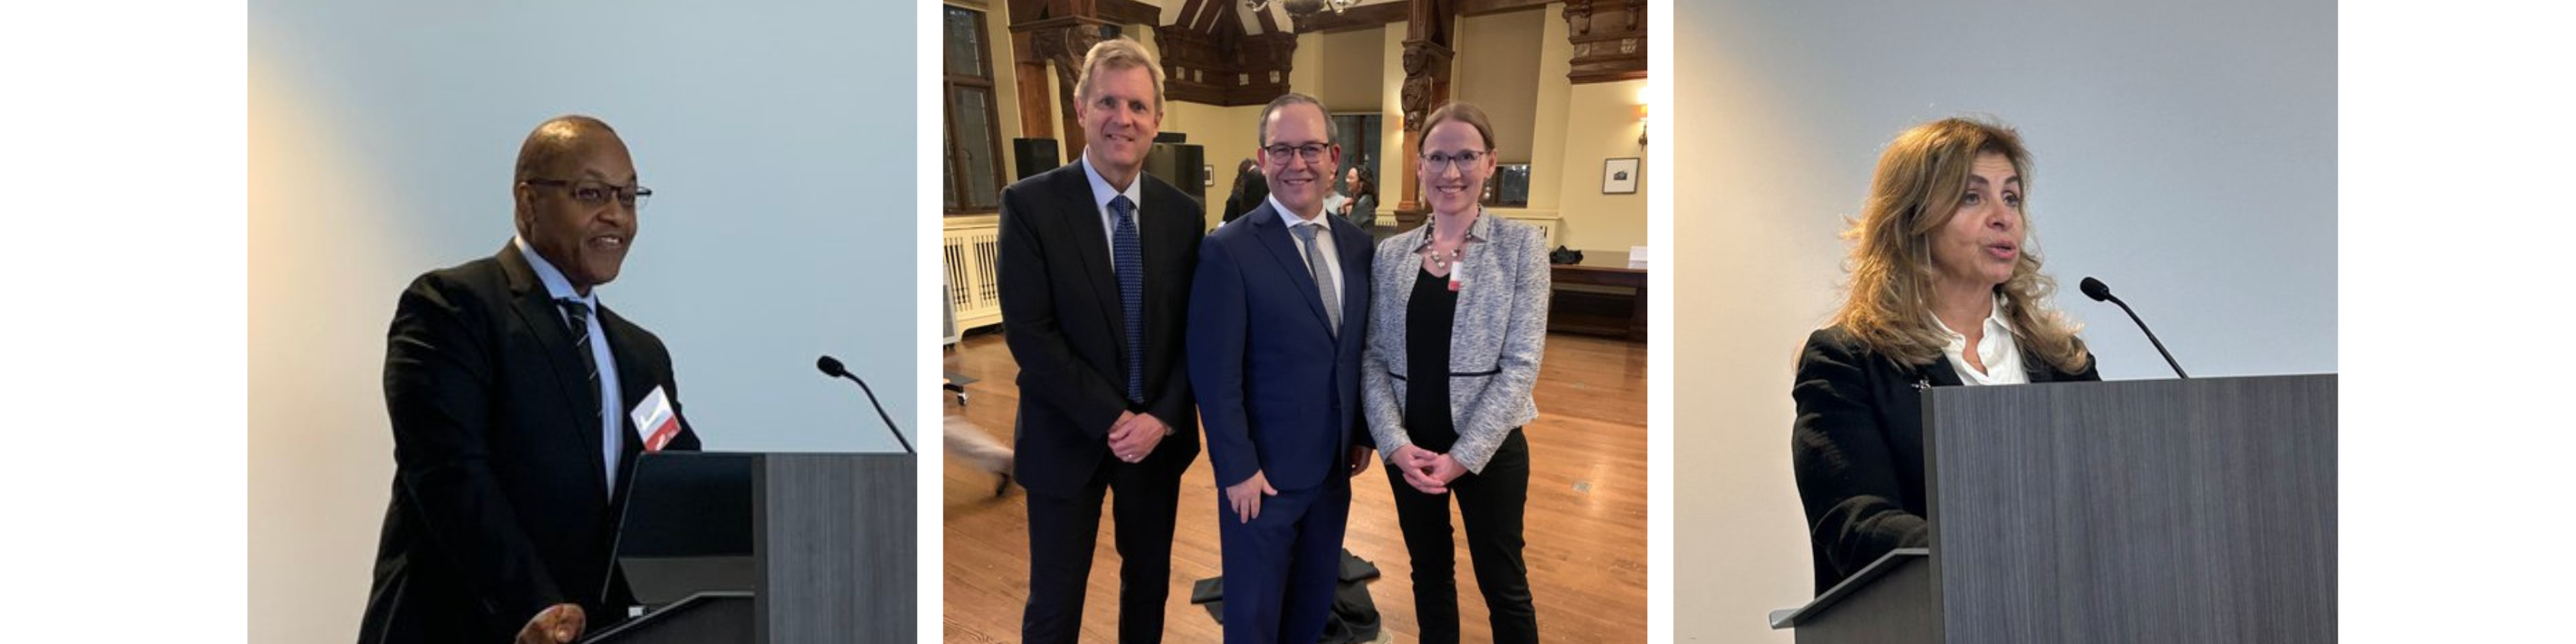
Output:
[943,5,1006,214]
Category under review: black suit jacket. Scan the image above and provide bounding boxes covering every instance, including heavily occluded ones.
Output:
[1789,327,2098,594]
[359,245,702,644]
[997,162,1203,495]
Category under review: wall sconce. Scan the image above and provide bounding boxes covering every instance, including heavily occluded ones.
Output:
[1633,103,1649,147]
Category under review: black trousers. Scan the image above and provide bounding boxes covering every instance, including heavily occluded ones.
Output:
[1022,453,1186,644]
[1385,428,1539,644]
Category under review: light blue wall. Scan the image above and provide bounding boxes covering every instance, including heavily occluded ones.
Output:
[251,2,916,640]
[257,1,916,451]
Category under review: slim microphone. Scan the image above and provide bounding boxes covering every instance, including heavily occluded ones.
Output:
[815,355,917,454]
[2078,277,2188,379]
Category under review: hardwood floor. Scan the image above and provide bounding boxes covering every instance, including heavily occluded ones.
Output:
[940,330,1649,643]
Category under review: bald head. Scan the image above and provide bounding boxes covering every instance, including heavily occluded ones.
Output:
[515,115,621,183]
[510,115,639,294]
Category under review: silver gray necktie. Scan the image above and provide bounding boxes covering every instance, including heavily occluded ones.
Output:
[1289,222,1340,336]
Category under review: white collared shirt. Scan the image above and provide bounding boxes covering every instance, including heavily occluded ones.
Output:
[1268,193,1344,320]
[1080,153,1144,266]
[1935,296,2027,386]
[513,236,627,489]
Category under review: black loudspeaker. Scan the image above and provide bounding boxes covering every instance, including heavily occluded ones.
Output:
[1144,142,1208,212]
[1012,138,1059,181]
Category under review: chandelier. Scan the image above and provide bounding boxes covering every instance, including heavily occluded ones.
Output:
[1245,0,1361,15]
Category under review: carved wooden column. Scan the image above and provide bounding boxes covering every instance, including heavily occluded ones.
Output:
[1012,18,1112,162]
[1563,0,1647,84]
[1394,0,1457,224]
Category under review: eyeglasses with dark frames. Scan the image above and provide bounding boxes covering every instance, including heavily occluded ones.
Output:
[524,178,652,209]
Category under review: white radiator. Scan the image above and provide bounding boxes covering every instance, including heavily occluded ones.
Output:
[942,218,1004,333]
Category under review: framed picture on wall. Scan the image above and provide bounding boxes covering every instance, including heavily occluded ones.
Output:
[1482,163,1532,207]
[1602,157,1640,194]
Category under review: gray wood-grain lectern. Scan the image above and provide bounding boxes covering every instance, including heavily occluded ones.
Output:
[1770,374,2337,643]
[583,452,917,644]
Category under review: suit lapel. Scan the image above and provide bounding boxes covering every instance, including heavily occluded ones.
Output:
[497,247,612,495]
[1920,357,1965,388]
[1056,167,1126,350]
[1250,205,1335,335]
[2024,354,2062,383]
[1334,218,1370,343]
[600,307,653,493]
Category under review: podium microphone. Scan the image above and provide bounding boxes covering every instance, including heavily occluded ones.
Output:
[815,355,917,454]
[2078,277,2188,379]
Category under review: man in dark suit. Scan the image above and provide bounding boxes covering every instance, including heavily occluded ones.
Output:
[359,115,701,644]
[1186,93,1376,644]
[996,37,1202,644]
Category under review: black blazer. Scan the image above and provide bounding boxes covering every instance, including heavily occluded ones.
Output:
[1789,326,2098,594]
[359,245,703,643]
[996,162,1203,495]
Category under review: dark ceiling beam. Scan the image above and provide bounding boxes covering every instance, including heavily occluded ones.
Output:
[1099,0,1161,26]
[1290,1,1409,33]
[1455,0,1553,17]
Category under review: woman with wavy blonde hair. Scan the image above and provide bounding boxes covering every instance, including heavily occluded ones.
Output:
[1790,116,2102,594]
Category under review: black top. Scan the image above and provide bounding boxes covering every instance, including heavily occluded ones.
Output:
[1790,327,2099,594]
[1405,265,1461,452]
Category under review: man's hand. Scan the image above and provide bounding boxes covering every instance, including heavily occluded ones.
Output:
[1226,470,1278,524]
[515,603,585,644]
[1106,412,1168,463]
[1347,445,1374,478]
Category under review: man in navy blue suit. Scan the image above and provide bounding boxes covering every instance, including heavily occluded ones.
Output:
[1186,93,1376,644]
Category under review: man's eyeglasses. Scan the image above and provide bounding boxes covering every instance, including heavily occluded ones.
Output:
[1261,143,1332,164]
[1419,150,1488,174]
[525,178,652,209]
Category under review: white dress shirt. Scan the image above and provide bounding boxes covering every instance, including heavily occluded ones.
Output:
[1935,295,2027,386]
[1081,153,1144,266]
[513,236,627,489]
[1267,193,1344,321]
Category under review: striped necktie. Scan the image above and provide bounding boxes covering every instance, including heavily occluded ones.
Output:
[1110,195,1144,403]
[555,298,612,486]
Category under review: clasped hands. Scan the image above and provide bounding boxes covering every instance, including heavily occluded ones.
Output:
[1390,444,1466,495]
[1106,410,1168,463]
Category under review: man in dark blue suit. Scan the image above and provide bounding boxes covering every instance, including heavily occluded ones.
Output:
[1186,93,1376,644]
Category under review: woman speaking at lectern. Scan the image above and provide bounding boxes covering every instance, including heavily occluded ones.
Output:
[1791,117,2101,593]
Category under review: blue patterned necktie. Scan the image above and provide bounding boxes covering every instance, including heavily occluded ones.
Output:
[1110,195,1144,403]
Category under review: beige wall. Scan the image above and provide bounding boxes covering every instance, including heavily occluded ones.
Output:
[249,62,410,642]
[1317,28,1385,113]
[1452,10,1544,164]
[1159,99,1266,229]
[1549,79,1648,252]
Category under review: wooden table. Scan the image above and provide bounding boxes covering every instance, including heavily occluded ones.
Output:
[1548,252,1647,341]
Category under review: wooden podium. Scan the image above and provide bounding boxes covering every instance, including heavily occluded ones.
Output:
[584,452,916,643]
[1771,375,2338,643]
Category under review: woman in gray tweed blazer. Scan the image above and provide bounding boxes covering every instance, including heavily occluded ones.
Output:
[1359,102,1549,644]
